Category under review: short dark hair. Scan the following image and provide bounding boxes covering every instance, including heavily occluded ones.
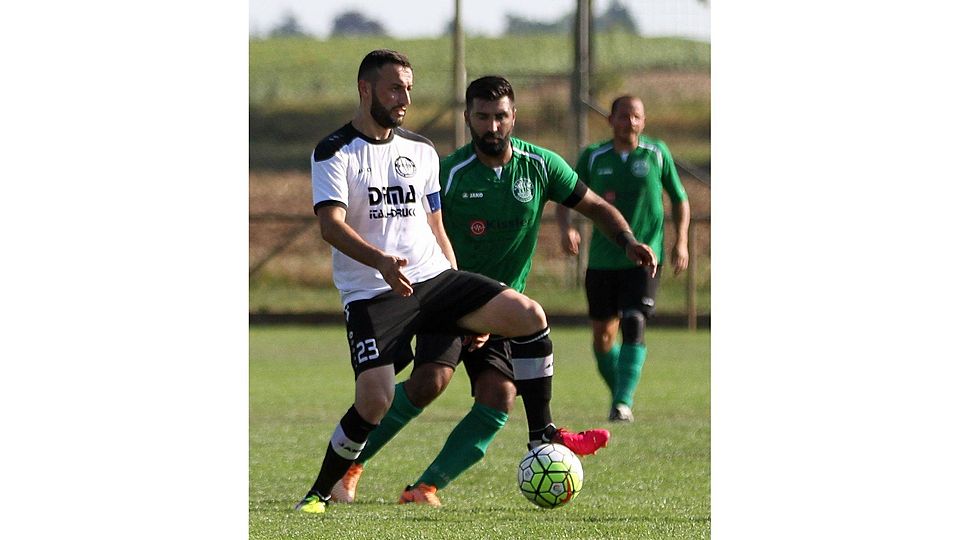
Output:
[357,49,412,83]
[610,95,640,116]
[465,76,515,109]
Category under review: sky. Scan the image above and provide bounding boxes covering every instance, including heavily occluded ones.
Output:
[249,0,711,41]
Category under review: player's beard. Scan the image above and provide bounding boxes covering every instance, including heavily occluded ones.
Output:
[469,123,510,157]
[370,92,403,129]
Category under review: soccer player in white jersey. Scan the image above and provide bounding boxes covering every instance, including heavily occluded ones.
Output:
[295,50,569,514]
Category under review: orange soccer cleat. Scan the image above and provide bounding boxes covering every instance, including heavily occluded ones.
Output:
[329,463,364,503]
[398,482,442,507]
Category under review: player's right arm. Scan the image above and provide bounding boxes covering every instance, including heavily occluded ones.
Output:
[315,206,413,297]
[312,134,413,296]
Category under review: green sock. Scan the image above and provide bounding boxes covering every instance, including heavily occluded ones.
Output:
[417,403,508,489]
[356,382,422,464]
[594,343,621,394]
[613,344,647,408]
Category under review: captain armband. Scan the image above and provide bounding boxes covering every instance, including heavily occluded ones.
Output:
[426,192,442,213]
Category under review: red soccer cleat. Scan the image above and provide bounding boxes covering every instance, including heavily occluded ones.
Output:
[550,426,611,456]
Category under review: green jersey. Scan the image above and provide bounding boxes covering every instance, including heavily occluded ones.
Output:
[440,137,580,292]
[576,135,687,269]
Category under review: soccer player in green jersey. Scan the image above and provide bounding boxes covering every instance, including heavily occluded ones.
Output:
[557,95,690,422]
[328,76,658,506]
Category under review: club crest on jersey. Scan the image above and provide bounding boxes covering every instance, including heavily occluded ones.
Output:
[394,156,416,178]
[631,160,649,177]
[512,177,533,203]
[470,219,487,236]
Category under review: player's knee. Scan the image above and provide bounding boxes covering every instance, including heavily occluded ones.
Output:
[591,319,619,353]
[406,365,453,408]
[354,392,393,423]
[355,368,396,422]
[515,297,547,335]
[497,292,546,336]
[621,310,646,345]
[592,331,616,353]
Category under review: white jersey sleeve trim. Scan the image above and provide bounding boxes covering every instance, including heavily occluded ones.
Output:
[636,140,664,169]
[444,153,477,195]
[512,147,548,179]
[312,149,350,208]
[588,143,614,171]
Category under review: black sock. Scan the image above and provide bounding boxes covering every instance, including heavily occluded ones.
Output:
[308,405,377,497]
[515,376,553,441]
[509,328,554,443]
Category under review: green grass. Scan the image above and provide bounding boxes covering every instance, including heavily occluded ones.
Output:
[249,326,710,539]
[249,34,710,169]
[250,34,710,106]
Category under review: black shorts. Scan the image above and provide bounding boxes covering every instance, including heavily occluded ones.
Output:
[411,333,514,396]
[342,269,506,377]
[584,266,659,320]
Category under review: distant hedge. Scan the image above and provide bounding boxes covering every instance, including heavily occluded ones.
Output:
[250,34,710,106]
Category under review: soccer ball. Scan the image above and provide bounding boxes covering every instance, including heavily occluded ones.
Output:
[517,443,584,509]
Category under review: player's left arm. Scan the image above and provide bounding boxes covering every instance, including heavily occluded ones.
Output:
[425,152,458,270]
[659,141,690,275]
[670,199,690,275]
[426,205,458,270]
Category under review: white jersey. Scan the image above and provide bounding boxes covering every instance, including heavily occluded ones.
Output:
[312,122,451,306]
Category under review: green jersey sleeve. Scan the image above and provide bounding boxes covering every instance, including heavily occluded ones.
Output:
[541,147,580,203]
[656,139,688,203]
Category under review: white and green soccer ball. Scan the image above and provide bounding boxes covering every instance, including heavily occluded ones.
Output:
[517,443,584,509]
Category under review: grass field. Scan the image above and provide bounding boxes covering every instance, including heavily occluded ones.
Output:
[250,325,710,539]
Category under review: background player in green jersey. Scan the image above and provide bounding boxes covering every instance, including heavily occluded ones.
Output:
[329,76,658,506]
[557,95,690,422]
